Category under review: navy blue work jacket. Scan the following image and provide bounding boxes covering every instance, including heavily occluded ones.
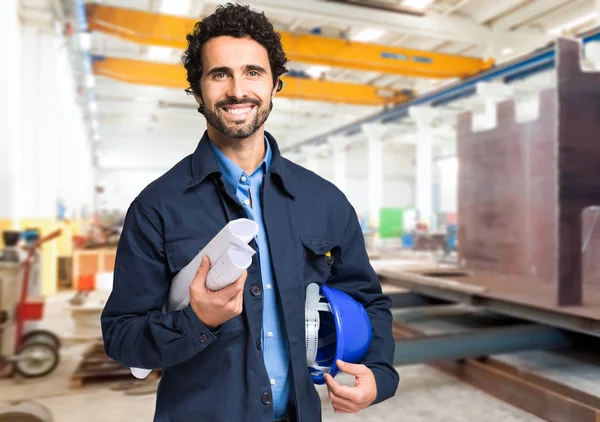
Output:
[101,131,399,422]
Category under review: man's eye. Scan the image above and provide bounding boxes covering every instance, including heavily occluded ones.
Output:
[249,70,260,77]
[215,73,227,79]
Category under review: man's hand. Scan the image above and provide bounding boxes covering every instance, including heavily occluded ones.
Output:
[189,256,247,330]
[324,360,377,414]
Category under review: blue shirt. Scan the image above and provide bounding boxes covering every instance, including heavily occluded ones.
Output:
[209,137,291,419]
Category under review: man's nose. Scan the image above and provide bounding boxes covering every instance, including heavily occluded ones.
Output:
[227,76,249,99]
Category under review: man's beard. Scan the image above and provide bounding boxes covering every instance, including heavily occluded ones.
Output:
[204,97,273,139]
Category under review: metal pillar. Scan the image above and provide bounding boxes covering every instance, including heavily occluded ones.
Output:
[408,107,438,229]
[362,123,386,232]
[302,145,319,174]
[329,136,349,194]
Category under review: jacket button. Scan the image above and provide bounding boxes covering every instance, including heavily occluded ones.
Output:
[199,334,208,343]
[261,392,272,405]
[250,284,262,297]
[256,339,262,350]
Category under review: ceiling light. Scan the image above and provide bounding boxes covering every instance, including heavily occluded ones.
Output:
[402,0,434,10]
[501,47,514,56]
[548,12,597,35]
[159,0,191,16]
[147,46,172,60]
[352,28,385,43]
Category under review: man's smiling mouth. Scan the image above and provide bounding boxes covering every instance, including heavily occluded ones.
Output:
[221,104,256,118]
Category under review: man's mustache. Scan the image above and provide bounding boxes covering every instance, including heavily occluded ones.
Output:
[216,97,262,108]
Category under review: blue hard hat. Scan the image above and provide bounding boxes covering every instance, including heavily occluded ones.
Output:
[306,284,373,385]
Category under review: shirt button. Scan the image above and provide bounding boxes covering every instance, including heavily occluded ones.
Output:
[241,175,247,182]
[267,331,273,338]
[270,379,276,385]
[261,392,272,405]
[243,199,250,206]
[250,284,262,297]
[199,334,208,343]
[266,283,272,290]
[256,339,262,350]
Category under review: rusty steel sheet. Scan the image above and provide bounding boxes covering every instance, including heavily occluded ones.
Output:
[379,268,600,326]
[457,37,600,306]
[556,38,600,305]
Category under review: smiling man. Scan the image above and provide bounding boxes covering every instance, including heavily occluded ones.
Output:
[100,3,398,422]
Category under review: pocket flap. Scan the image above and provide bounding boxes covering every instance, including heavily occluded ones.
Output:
[165,238,210,274]
[300,237,336,256]
[300,237,343,264]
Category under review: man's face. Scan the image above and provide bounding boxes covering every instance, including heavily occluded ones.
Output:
[199,36,278,139]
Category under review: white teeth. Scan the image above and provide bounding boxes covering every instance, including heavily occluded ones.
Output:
[225,107,252,115]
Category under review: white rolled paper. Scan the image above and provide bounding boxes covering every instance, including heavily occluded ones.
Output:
[206,245,253,291]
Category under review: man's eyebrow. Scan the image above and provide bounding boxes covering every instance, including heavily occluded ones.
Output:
[246,65,267,73]
[206,66,232,76]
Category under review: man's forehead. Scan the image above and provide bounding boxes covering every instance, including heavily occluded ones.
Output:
[203,36,269,60]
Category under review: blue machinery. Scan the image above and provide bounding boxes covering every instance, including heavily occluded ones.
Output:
[388,292,580,366]
[287,27,600,151]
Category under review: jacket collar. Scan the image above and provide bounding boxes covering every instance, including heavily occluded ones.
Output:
[188,130,296,199]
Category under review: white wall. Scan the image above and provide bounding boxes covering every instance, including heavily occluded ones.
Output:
[0,0,22,223]
[96,139,195,211]
[0,13,95,221]
[307,142,415,220]
[98,141,418,216]
[97,169,168,211]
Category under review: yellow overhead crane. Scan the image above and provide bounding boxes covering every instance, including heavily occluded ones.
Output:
[92,56,412,106]
[85,3,494,79]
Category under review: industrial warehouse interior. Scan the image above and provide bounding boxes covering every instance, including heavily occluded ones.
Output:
[3,0,600,420]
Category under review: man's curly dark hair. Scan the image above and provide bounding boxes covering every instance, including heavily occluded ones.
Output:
[183,3,288,101]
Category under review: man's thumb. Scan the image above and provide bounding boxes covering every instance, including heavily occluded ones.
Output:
[194,256,210,281]
[337,360,365,376]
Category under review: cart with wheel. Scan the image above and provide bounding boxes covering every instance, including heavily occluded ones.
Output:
[0,229,62,378]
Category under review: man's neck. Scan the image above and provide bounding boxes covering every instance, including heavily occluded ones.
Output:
[207,126,266,174]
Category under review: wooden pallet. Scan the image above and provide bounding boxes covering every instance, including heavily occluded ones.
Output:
[70,341,161,389]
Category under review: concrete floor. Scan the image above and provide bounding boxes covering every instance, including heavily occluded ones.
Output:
[0,291,544,421]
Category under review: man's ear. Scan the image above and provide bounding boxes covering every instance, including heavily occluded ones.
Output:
[273,78,283,95]
[193,93,203,106]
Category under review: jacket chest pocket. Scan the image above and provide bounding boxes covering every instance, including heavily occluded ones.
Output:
[300,237,338,286]
[165,238,246,333]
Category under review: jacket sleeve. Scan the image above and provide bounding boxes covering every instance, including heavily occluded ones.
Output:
[327,204,399,405]
[100,198,217,369]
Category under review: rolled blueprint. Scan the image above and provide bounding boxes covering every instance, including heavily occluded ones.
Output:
[130,218,259,379]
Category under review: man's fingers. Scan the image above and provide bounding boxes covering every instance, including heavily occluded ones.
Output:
[328,389,356,409]
[332,402,356,414]
[328,389,357,414]
[215,270,247,300]
[336,360,368,377]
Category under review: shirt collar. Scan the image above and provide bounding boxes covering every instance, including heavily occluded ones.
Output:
[187,131,295,198]
[208,136,272,195]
